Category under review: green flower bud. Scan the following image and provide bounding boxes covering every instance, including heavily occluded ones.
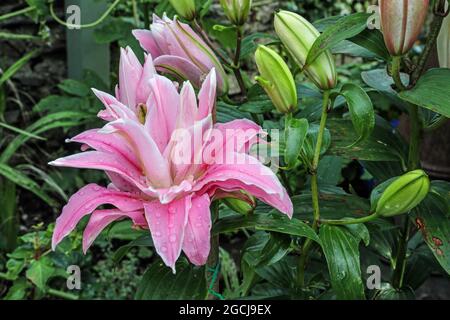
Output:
[219,0,252,26]
[375,170,430,217]
[169,0,196,21]
[255,45,298,114]
[223,192,256,215]
[274,11,337,90]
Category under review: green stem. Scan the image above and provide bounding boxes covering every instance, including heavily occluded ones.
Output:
[47,288,79,300]
[0,6,35,22]
[392,217,411,289]
[407,105,422,171]
[297,90,330,287]
[232,26,247,97]
[411,5,446,85]
[320,212,379,226]
[193,19,231,66]
[49,0,121,29]
[391,56,406,91]
[206,201,220,299]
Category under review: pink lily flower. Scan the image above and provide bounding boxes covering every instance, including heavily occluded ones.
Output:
[49,55,292,272]
[132,14,229,94]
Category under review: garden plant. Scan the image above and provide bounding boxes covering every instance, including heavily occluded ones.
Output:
[0,0,449,301]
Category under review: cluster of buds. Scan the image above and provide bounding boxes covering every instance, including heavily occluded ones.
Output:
[274,11,337,91]
[379,0,430,56]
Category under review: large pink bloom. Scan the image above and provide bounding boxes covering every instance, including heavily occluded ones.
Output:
[50,51,292,272]
[133,14,229,94]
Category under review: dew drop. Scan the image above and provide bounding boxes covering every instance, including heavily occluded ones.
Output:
[169,234,177,243]
[154,231,161,237]
[161,246,167,252]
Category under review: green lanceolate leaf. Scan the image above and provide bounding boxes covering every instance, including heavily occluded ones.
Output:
[0,164,57,207]
[340,83,375,146]
[213,213,320,244]
[0,50,38,86]
[349,29,390,61]
[399,68,450,117]
[306,13,370,66]
[410,191,450,275]
[135,260,206,300]
[374,283,415,300]
[319,224,365,300]
[0,179,18,251]
[284,117,309,168]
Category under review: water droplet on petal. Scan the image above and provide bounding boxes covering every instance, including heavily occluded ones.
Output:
[161,246,167,252]
[169,235,177,243]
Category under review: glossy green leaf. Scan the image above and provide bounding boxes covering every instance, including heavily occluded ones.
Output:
[57,79,90,97]
[399,68,450,117]
[306,13,370,66]
[410,191,450,275]
[135,260,206,300]
[375,284,415,300]
[213,213,320,244]
[284,117,309,168]
[319,225,365,300]
[340,83,375,146]
[327,117,407,163]
[349,29,390,60]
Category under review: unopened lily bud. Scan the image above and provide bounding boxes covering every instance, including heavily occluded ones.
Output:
[379,0,430,56]
[375,170,430,217]
[255,45,298,114]
[220,0,252,26]
[274,11,337,90]
[223,198,255,215]
[437,2,450,68]
[169,0,196,21]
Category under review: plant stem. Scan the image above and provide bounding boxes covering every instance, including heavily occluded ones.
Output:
[411,7,445,85]
[320,213,379,226]
[232,26,247,97]
[206,201,220,299]
[391,56,406,91]
[297,90,330,287]
[47,288,79,300]
[392,216,411,289]
[49,0,121,29]
[0,6,35,22]
[193,19,231,65]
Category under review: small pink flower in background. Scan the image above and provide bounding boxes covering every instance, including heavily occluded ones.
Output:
[49,49,292,272]
[133,14,229,94]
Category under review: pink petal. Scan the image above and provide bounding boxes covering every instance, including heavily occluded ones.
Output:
[101,119,172,188]
[144,196,191,272]
[49,151,146,190]
[118,47,142,109]
[197,69,217,120]
[69,129,140,169]
[178,81,198,129]
[132,29,163,58]
[195,152,293,217]
[52,184,144,250]
[83,209,145,253]
[182,194,211,266]
[92,88,138,121]
[135,54,157,105]
[145,75,180,153]
[203,120,263,165]
[153,55,203,88]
